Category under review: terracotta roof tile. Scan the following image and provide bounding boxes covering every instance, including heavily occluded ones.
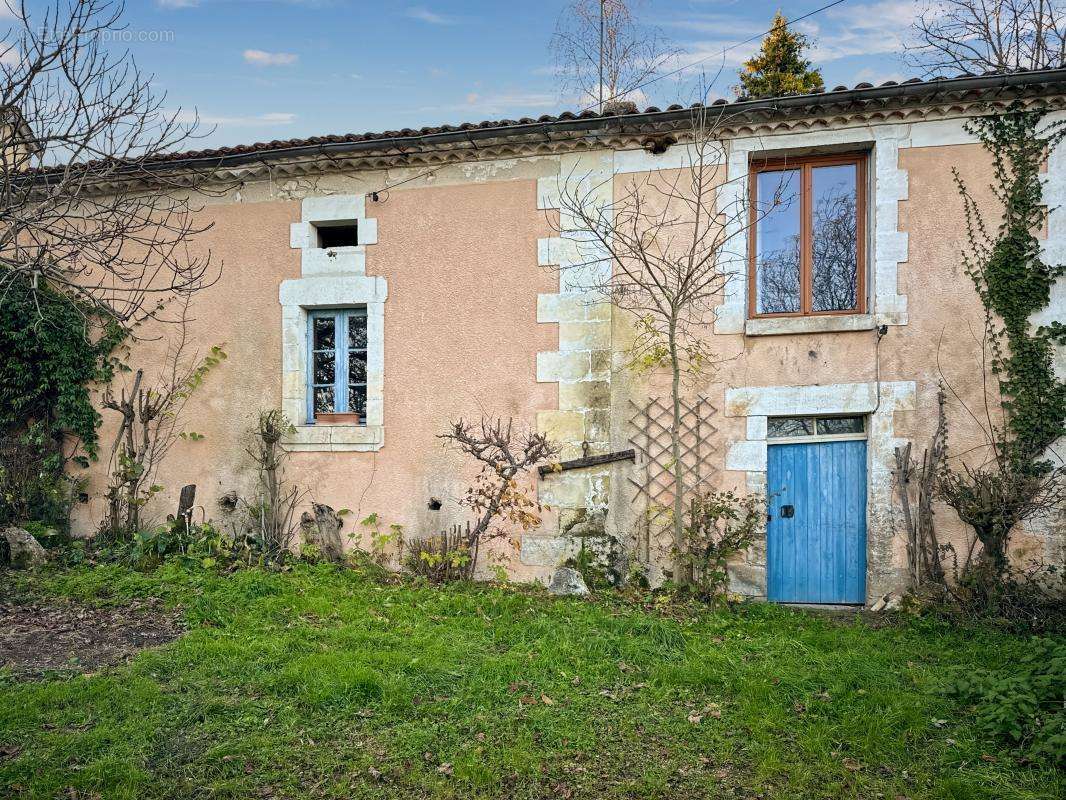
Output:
[21,68,1066,174]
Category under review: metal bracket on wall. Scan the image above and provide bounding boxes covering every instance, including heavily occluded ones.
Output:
[539,449,636,477]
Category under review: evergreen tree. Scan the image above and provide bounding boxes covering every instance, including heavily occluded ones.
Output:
[737,12,824,99]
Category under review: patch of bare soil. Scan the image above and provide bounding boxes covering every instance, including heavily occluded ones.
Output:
[0,598,183,677]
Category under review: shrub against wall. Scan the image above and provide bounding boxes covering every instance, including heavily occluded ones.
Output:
[0,277,124,457]
[0,276,125,527]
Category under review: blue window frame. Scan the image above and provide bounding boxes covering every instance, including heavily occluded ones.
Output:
[307,308,368,424]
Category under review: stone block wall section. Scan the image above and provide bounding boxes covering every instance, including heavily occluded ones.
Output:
[521,151,616,566]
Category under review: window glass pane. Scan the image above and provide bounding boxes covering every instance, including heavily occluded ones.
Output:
[313,317,335,350]
[767,417,813,438]
[756,169,802,314]
[349,385,367,416]
[348,351,367,383]
[816,416,864,435]
[313,386,335,414]
[811,163,859,312]
[313,352,335,385]
[348,314,368,350]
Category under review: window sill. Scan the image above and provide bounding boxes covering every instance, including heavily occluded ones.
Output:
[285,424,384,452]
[745,314,873,337]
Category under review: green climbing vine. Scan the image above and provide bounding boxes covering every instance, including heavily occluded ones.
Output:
[0,274,126,456]
[956,103,1066,467]
[0,273,126,526]
[939,102,1066,589]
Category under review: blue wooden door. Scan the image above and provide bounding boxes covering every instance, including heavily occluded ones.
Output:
[766,440,867,604]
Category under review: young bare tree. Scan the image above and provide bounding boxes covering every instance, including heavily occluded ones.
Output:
[553,108,766,582]
[439,416,558,573]
[100,305,226,537]
[550,0,678,110]
[907,0,1066,76]
[0,0,223,327]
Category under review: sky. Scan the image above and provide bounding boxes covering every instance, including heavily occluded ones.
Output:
[11,0,922,149]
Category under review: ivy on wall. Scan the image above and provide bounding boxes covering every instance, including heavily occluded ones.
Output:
[958,103,1066,468]
[0,274,125,459]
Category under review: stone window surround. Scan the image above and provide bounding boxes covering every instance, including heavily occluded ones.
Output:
[715,125,911,336]
[281,194,386,452]
[723,380,916,601]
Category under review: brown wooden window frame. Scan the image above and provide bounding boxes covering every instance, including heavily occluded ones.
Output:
[748,152,868,319]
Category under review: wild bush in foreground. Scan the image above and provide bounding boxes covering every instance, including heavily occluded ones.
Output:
[950,636,1065,766]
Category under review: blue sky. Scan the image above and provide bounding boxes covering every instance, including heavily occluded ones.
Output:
[19,0,919,148]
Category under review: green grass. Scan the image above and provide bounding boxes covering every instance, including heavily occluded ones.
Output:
[1,562,1062,799]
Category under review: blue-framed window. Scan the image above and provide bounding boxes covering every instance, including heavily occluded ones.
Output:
[307,307,368,424]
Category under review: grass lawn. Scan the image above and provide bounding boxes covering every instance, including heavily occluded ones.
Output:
[1,562,1062,799]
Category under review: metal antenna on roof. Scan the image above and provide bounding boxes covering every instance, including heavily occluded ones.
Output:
[598,0,604,113]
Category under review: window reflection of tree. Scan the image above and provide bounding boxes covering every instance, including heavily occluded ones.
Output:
[756,183,857,314]
[757,234,801,313]
[755,172,800,314]
[811,187,857,312]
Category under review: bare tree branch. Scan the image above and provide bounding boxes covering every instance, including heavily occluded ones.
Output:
[550,0,679,110]
[0,1,230,328]
[907,0,1066,76]
[550,105,771,582]
[439,416,558,573]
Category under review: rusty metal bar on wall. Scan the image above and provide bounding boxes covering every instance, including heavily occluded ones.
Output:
[539,449,636,477]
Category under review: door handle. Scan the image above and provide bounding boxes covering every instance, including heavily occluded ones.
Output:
[780,504,795,518]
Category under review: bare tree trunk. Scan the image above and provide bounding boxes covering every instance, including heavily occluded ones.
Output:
[668,316,689,584]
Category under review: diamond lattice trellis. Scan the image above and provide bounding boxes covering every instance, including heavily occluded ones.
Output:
[628,396,719,555]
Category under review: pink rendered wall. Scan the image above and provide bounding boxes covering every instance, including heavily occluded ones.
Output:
[76,178,559,574]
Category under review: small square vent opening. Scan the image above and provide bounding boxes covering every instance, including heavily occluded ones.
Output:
[315,221,359,248]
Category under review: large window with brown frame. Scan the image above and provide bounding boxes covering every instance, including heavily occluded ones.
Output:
[748,153,867,318]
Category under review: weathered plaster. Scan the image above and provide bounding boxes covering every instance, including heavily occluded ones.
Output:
[1036,112,1066,381]
[613,144,707,174]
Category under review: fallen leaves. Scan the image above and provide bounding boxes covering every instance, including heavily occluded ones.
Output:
[687,703,722,724]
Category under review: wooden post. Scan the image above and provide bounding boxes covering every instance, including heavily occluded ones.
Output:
[177,484,196,532]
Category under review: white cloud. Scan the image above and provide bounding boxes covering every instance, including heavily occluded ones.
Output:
[405,6,455,25]
[175,109,297,127]
[254,112,298,124]
[0,42,19,65]
[666,1,919,71]
[661,39,762,74]
[420,90,558,117]
[243,49,299,67]
[663,13,767,38]
[157,0,200,8]
[852,66,909,85]
[804,1,918,62]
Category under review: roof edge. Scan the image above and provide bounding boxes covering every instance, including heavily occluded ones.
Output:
[141,68,1066,173]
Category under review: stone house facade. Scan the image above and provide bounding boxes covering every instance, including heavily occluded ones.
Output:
[75,70,1066,604]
